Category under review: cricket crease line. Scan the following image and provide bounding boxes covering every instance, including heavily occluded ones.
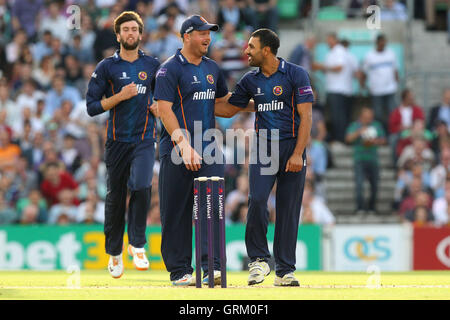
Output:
[1,285,449,289]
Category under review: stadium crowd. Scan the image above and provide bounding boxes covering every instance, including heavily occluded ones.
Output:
[0,0,448,228]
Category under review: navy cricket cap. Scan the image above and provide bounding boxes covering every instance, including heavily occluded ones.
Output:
[180,15,219,36]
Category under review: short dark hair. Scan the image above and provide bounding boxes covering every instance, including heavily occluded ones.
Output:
[376,34,386,42]
[251,28,280,55]
[113,11,144,35]
[401,88,412,100]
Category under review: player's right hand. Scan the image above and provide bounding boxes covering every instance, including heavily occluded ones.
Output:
[180,144,202,171]
[119,82,138,100]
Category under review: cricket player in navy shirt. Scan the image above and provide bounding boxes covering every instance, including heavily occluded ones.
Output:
[154,15,254,286]
[227,29,314,286]
[86,11,160,278]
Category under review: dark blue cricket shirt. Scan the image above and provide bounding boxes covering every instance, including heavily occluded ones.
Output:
[154,49,228,157]
[86,49,160,143]
[229,58,314,140]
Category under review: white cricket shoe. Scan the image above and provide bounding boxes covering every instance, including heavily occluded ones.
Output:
[108,253,124,279]
[202,270,221,286]
[127,245,149,271]
[172,274,194,286]
[247,259,270,285]
[274,272,300,287]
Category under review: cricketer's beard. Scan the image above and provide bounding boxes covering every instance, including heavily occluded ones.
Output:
[120,36,140,50]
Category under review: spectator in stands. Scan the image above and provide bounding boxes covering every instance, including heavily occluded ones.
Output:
[347,0,379,18]
[360,34,399,129]
[346,107,386,215]
[430,146,450,198]
[44,75,81,118]
[60,134,82,175]
[13,154,38,198]
[154,0,189,16]
[40,2,70,45]
[405,206,434,227]
[380,0,408,21]
[399,178,433,216]
[135,1,158,33]
[0,189,17,224]
[0,82,18,127]
[77,14,96,62]
[6,29,27,64]
[0,0,13,46]
[40,162,79,207]
[389,89,425,163]
[64,55,83,86]
[32,55,55,90]
[93,10,118,61]
[32,30,53,64]
[16,188,48,223]
[316,33,356,143]
[225,174,249,222]
[394,161,432,208]
[425,0,449,30]
[67,34,94,65]
[427,88,450,131]
[156,2,186,34]
[19,203,39,224]
[397,137,435,171]
[217,0,255,32]
[75,160,106,199]
[74,63,96,100]
[48,188,78,224]
[396,119,434,157]
[248,0,278,32]
[76,191,105,224]
[231,202,249,224]
[144,23,182,62]
[15,80,46,116]
[300,181,335,225]
[0,128,20,173]
[431,120,450,161]
[11,0,44,41]
[308,89,330,187]
[210,22,247,88]
[288,36,317,73]
[432,179,450,226]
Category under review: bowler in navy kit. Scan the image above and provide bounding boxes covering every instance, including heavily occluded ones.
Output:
[154,15,233,286]
[86,12,160,278]
[228,29,314,286]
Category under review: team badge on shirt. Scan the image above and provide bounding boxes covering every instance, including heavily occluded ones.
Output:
[206,74,214,84]
[138,71,147,81]
[273,86,283,96]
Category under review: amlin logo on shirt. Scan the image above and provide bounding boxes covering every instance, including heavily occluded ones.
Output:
[193,89,216,100]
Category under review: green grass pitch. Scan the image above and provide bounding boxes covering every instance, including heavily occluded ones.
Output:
[0,270,449,300]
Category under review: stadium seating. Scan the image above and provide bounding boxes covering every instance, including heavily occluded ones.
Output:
[277,0,301,19]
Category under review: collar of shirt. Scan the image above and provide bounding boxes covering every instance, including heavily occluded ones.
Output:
[112,49,146,62]
[175,48,208,65]
[255,57,287,76]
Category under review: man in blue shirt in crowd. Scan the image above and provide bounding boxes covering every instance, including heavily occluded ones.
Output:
[86,11,160,279]
[227,28,314,286]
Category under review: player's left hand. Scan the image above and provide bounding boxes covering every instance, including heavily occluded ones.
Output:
[285,153,304,172]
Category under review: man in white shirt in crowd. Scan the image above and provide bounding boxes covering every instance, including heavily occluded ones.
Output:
[361,34,399,129]
[316,33,357,143]
[300,181,335,226]
[432,179,450,227]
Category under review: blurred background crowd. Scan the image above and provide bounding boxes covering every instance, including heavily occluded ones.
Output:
[0,0,449,228]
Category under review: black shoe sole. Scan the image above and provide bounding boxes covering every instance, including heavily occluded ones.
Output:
[248,279,264,286]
